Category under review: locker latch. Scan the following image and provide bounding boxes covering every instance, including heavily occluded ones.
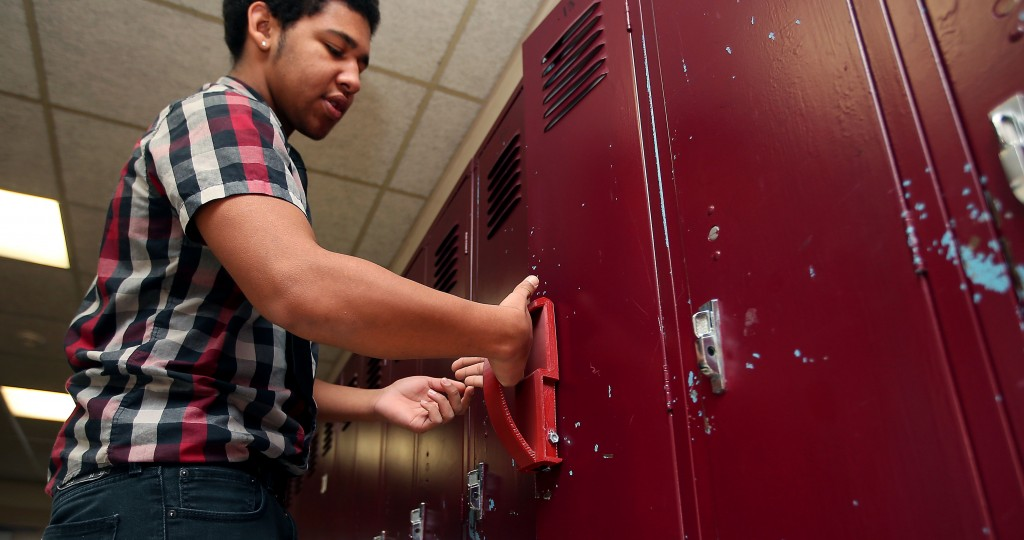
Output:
[692,299,726,394]
[990,93,1024,205]
[467,463,486,518]
[410,503,425,540]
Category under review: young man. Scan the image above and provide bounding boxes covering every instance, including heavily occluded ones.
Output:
[43,1,536,537]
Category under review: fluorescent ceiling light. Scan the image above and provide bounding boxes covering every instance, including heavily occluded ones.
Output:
[0,188,70,269]
[1,386,74,422]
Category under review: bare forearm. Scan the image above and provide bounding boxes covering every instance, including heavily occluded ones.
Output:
[283,252,524,360]
[313,379,381,423]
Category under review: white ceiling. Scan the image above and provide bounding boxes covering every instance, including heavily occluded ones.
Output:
[0,0,554,532]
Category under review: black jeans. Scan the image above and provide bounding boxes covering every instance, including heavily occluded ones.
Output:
[44,463,296,539]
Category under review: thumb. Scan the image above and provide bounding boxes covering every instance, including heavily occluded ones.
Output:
[500,275,539,309]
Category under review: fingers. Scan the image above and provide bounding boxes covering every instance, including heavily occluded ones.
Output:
[454,358,489,385]
[499,275,540,310]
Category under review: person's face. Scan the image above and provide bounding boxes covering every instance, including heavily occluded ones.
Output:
[265,1,370,140]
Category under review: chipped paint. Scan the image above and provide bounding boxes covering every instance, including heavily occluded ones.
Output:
[795,19,802,24]
[488,499,496,511]
[809,265,816,278]
[594,444,599,452]
[725,46,733,54]
[688,370,696,387]
[745,363,755,369]
[853,500,860,507]
[964,163,973,173]
[794,349,802,358]
[574,421,581,428]
[768,32,776,40]
[962,187,971,196]
[608,385,613,398]
[751,16,756,24]
[602,454,615,459]
[902,179,912,188]
[960,245,1012,293]
[752,352,761,359]
[690,389,699,403]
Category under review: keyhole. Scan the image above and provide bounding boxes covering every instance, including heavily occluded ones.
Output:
[707,346,717,357]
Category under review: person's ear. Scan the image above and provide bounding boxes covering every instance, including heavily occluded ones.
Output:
[247,1,277,52]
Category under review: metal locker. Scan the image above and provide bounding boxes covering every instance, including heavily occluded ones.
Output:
[520,1,688,538]
[640,0,1023,537]
[466,85,539,540]
[410,171,474,540]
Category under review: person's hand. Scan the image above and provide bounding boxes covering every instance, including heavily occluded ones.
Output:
[452,274,539,388]
[373,376,473,433]
[451,356,488,388]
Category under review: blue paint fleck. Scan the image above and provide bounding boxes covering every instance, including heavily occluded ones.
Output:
[745,363,755,369]
[914,202,926,212]
[488,499,495,511]
[962,187,971,196]
[921,213,928,220]
[795,19,802,24]
[964,163,973,173]
[1016,265,1024,285]
[973,293,982,304]
[904,192,912,200]
[981,175,988,186]
[809,265,816,278]
[902,179,912,188]
[688,371,696,387]
[726,46,733,54]
[960,245,1011,293]
[960,283,968,291]
[768,32,776,40]
[752,352,761,359]
[594,444,599,452]
[689,389,699,403]
[794,349,802,358]
[682,61,688,73]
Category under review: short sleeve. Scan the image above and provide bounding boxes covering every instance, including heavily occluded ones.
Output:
[147,89,309,243]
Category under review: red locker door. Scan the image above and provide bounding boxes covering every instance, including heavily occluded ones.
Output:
[641,0,1004,537]
[521,1,686,538]
[466,86,538,540]
[410,172,473,540]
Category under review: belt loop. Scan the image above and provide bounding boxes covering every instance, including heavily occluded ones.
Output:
[128,462,143,476]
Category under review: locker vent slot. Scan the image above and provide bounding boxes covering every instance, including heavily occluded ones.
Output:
[340,374,359,432]
[321,422,334,457]
[367,357,382,389]
[485,133,523,239]
[433,225,459,293]
[540,1,607,132]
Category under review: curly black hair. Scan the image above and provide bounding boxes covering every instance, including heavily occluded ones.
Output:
[223,0,380,62]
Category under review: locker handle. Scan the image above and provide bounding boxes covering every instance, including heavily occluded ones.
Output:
[483,297,562,472]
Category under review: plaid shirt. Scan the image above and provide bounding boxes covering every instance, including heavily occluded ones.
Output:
[47,77,318,494]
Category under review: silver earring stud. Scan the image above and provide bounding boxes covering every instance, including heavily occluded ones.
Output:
[261,40,268,48]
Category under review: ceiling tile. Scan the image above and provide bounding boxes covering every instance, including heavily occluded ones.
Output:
[65,204,107,276]
[440,0,544,99]
[372,0,470,82]
[391,92,481,197]
[291,71,427,185]
[0,258,81,324]
[163,0,222,18]
[35,0,227,127]
[54,110,142,210]
[356,191,425,266]
[0,95,57,198]
[307,172,379,255]
[0,314,69,393]
[0,0,39,98]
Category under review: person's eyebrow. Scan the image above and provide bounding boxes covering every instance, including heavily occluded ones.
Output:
[328,29,371,67]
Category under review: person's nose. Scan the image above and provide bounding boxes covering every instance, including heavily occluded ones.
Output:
[338,63,361,97]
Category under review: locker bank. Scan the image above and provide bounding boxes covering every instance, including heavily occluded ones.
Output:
[287,0,1024,538]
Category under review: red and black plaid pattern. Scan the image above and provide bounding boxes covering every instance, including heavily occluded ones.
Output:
[47,77,318,494]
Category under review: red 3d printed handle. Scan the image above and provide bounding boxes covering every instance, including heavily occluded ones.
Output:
[483,297,562,472]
